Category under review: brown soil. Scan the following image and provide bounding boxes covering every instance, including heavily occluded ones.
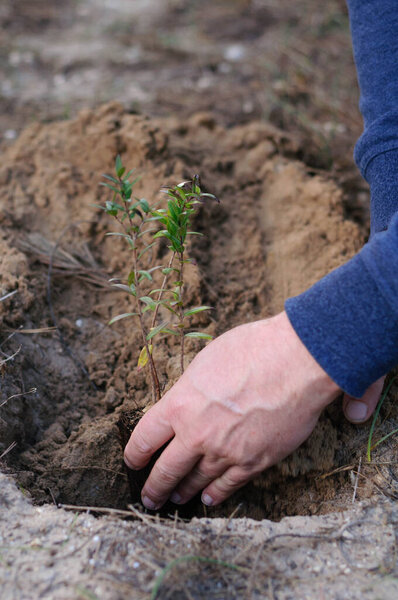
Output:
[1,102,397,522]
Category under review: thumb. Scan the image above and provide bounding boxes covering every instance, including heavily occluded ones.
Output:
[343,376,385,424]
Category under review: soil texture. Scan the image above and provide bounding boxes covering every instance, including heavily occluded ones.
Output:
[1,103,397,522]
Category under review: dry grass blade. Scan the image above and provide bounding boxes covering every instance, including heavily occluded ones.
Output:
[14,327,56,334]
[0,387,37,408]
[0,441,17,460]
[0,346,21,367]
[58,504,137,517]
[352,456,362,503]
[0,290,18,302]
[18,232,110,288]
[317,463,355,480]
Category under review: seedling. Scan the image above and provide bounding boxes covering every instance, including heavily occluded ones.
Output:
[367,376,398,461]
[98,156,217,403]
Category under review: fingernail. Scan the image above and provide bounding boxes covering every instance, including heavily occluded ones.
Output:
[170,491,182,504]
[201,493,214,506]
[142,496,159,510]
[346,400,368,422]
[124,455,137,470]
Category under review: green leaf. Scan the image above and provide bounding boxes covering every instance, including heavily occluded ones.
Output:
[153,230,169,240]
[146,215,167,223]
[115,155,125,178]
[138,242,156,260]
[112,283,135,294]
[122,182,132,199]
[138,270,153,282]
[146,321,170,341]
[183,306,212,317]
[167,199,181,224]
[106,232,133,241]
[129,176,142,187]
[124,168,136,180]
[162,268,176,275]
[140,296,157,311]
[184,332,213,340]
[137,227,158,238]
[102,174,119,184]
[186,231,204,236]
[140,198,150,213]
[148,289,179,300]
[160,327,178,335]
[109,312,138,325]
[100,182,120,194]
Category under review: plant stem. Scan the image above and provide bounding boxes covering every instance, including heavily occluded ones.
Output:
[121,198,161,403]
[151,252,175,329]
[132,237,161,403]
[178,249,185,375]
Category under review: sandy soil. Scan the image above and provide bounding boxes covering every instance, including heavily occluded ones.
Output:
[1,1,397,598]
[1,471,397,600]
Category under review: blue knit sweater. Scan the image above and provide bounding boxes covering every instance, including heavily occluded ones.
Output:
[285,0,398,397]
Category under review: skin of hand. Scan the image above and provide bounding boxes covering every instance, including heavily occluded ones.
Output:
[124,310,346,510]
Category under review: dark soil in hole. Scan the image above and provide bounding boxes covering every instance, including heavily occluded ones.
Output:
[118,409,206,519]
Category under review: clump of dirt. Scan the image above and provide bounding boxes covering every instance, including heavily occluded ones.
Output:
[1,103,397,520]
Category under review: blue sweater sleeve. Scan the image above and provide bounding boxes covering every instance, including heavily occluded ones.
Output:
[285,0,398,398]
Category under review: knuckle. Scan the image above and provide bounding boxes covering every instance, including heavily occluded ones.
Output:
[133,429,152,456]
[193,465,209,480]
[154,462,180,485]
[222,469,247,489]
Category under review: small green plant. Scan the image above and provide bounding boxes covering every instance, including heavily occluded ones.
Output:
[98,156,217,403]
[367,376,398,462]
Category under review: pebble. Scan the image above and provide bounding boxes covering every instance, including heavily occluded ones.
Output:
[223,44,246,62]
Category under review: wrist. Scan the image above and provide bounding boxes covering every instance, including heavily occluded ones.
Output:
[276,311,341,409]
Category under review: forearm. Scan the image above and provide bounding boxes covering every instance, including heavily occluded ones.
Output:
[286,213,398,397]
[347,0,398,233]
[285,1,398,396]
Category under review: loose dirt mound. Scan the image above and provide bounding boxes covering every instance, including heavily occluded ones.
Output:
[1,104,397,520]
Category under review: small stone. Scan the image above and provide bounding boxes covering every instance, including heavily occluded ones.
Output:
[224,44,246,62]
[4,130,17,140]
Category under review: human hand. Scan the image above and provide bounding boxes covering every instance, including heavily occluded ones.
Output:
[124,311,342,510]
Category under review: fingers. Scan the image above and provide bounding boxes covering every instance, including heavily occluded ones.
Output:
[343,376,385,424]
[169,456,229,505]
[141,437,201,510]
[200,465,253,507]
[124,399,174,470]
